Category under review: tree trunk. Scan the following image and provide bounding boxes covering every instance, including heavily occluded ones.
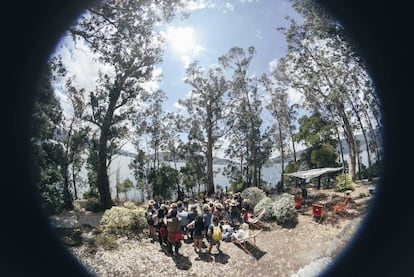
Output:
[62,118,75,210]
[349,99,373,180]
[97,124,113,209]
[206,137,214,196]
[338,103,357,181]
[279,126,285,188]
[71,163,78,200]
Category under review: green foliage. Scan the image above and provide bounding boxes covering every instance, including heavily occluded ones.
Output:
[295,113,339,169]
[84,198,104,212]
[271,193,298,225]
[116,178,134,198]
[83,187,99,199]
[334,173,354,192]
[95,233,119,250]
[147,165,179,199]
[229,182,244,193]
[357,160,382,179]
[310,143,338,168]
[100,201,147,238]
[241,187,267,209]
[31,63,67,215]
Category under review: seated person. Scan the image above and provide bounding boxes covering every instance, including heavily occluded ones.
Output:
[294,191,303,208]
[231,223,250,241]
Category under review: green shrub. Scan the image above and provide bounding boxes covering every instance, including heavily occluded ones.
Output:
[85,198,104,212]
[83,187,99,199]
[334,173,354,192]
[95,233,118,250]
[241,187,266,209]
[253,197,274,221]
[229,182,244,193]
[100,201,146,238]
[271,193,298,225]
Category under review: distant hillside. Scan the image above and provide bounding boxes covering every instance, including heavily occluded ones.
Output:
[117,150,231,164]
[272,131,382,163]
[118,131,382,165]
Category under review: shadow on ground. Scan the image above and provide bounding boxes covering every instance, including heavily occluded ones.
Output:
[233,241,267,260]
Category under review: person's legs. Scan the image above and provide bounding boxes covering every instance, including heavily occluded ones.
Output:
[174,241,180,254]
[197,239,202,251]
[167,241,173,254]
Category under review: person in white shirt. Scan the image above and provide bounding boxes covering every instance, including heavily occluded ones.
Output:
[231,223,249,240]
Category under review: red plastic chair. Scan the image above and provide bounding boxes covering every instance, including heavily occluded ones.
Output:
[334,197,351,214]
[312,203,325,223]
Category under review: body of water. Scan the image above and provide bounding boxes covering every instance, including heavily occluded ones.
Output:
[77,149,373,202]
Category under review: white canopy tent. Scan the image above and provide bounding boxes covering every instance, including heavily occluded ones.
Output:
[284,167,343,180]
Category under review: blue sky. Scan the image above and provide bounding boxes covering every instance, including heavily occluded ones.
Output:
[159,0,303,113]
[52,0,305,156]
[54,0,303,114]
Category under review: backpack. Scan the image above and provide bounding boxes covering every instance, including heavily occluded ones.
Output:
[212,225,222,241]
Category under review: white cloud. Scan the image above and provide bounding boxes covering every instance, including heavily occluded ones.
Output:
[223,3,235,12]
[183,0,234,13]
[240,0,260,3]
[184,0,210,10]
[164,26,205,68]
[268,59,278,72]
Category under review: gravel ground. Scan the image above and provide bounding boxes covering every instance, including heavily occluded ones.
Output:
[66,183,373,277]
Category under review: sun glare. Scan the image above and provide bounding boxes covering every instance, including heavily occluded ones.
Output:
[165,26,205,66]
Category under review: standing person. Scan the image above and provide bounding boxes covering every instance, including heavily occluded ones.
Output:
[186,205,198,241]
[301,184,308,201]
[156,204,168,247]
[213,202,224,222]
[229,200,241,227]
[145,200,157,239]
[202,204,212,238]
[241,199,250,223]
[207,216,222,254]
[186,214,204,253]
[164,209,183,256]
[177,204,189,239]
[224,199,231,223]
[177,201,184,212]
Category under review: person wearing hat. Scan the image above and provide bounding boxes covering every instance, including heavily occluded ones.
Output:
[213,202,224,222]
[231,223,249,241]
[186,205,198,241]
[241,199,250,223]
[145,200,157,240]
[229,199,241,227]
[224,198,231,222]
[202,204,212,237]
[157,204,168,247]
[164,209,183,255]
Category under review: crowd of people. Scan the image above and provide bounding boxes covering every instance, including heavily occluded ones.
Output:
[144,193,252,256]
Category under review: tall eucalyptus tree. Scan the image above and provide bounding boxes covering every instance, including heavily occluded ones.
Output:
[66,0,183,208]
[275,0,379,181]
[219,47,268,188]
[261,74,299,187]
[179,61,231,195]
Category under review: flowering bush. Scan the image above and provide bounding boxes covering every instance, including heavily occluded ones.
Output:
[334,173,354,192]
[271,193,298,225]
[240,187,266,209]
[253,197,274,221]
[100,201,147,237]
